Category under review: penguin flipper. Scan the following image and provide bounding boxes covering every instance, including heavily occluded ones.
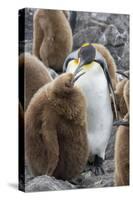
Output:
[105,69,118,120]
[95,57,118,120]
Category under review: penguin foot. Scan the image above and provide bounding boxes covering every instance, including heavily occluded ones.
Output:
[86,155,105,176]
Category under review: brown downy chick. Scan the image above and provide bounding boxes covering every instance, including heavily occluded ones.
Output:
[114,76,129,186]
[25,73,89,180]
[19,53,52,110]
[114,113,129,186]
[115,71,129,119]
[32,9,73,72]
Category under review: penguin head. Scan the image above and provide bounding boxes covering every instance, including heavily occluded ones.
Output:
[78,43,96,67]
[63,43,108,83]
[63,43,96,74]
[52,73,82,97]
[73,43,96,76]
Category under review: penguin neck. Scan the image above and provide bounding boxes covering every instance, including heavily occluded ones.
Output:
[68,60,102,75]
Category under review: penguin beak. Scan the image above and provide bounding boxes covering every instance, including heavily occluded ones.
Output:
[73,71,86,83]
[72,58,86,83]
[113,120,129,127]
[73,58,85,76]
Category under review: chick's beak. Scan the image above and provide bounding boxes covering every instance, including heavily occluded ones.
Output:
[73,58,84,76]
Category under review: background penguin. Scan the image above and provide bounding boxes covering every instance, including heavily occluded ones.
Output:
[115,71,129,119]
[19,53,52,110]
[114,116,129,186]
[25,72,89,180]
[64,43,114,175]
[114,73,129,186]
[32,9,73,72]
[123,80,129,110]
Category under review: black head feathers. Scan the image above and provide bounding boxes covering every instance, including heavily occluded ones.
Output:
[78,44,96,67]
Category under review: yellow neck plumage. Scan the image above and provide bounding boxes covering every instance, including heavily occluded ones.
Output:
[68,59,100,73]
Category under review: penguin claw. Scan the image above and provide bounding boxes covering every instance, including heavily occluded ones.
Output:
[94,166,105,176]
[86,165,105,176]
[86,155,105,176]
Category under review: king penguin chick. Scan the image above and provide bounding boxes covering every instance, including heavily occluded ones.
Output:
[64,44,114,175]
[25,72,89,180]
[115,79,128,119]
[114,76,129,186]
[115,70,129,119]
[19,53,52,110]
[32,9,73,72]
[114,114,129,186]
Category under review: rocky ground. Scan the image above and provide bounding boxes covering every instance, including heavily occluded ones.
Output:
[23,128,116,192]
[19,8,129,192]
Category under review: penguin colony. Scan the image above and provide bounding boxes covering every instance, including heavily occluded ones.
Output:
[19,9,129,184]
[114,71,129,186]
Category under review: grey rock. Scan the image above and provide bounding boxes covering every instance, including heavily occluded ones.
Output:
[25,159,115,192]
[71,160,115,188]
[91,12,111,23]
[107,14,129,33]
[19,40,32,55]
[25,40,33,53]
[99,25,126,46]
[120,42,129,69]
[73,12,107,34]
[106,44,129,70]
[24,8,36,41]
[25,175,76,192]
[70,11,129,70]
[73,26,105,50]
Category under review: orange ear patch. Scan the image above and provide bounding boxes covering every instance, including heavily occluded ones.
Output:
[74,59,80,65]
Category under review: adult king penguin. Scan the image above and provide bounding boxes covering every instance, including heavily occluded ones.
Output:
[63,43,117,175]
